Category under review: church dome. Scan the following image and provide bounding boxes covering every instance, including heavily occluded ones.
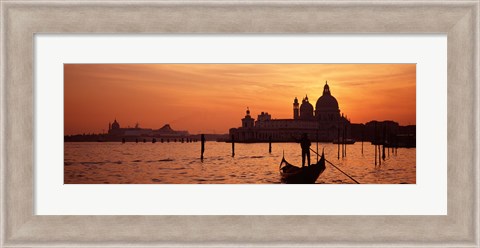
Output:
[316,82,339,111]
[111,119,120,129]
[300,95,314,119]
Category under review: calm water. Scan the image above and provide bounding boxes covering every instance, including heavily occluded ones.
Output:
[64,142,416,184]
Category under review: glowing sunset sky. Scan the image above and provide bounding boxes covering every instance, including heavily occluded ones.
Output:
[64,64,416,135]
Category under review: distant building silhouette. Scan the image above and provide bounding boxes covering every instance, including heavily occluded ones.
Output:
[229,81,415,146]
[108,119,153,137]
[230,82,350,142]
[350,121,416,147]
[107,120,189,138]
[64,120,191,142]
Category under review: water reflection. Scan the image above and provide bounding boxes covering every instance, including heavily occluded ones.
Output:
[64,142,415,184]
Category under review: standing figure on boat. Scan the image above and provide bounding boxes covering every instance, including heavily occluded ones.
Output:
[300,133,311,167]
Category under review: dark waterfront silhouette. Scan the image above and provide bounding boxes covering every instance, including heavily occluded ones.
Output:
[228,82,415,148]
[64,120,225,143]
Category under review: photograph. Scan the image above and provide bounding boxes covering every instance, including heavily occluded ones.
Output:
[64,64,416,184]
[3,0,476,245]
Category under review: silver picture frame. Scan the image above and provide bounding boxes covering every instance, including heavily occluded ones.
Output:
[1,0,478,247]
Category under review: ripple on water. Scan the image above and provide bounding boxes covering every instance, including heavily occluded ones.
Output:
[250,156,264,159]
[194,178,207,182]
[211,178,225,182]
[160,167,185,171]
[65,142,415,184]
[158,159,174,162]
[80,161,106,165]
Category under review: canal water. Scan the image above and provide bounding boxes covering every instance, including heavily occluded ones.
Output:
[64,142,415,184]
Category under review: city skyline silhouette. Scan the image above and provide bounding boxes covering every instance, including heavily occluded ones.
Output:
[64,64,416,135]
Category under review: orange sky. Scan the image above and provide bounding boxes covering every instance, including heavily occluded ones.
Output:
[64,64,416,135]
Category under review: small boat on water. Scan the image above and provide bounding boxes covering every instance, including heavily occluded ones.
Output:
[279,151,326,184]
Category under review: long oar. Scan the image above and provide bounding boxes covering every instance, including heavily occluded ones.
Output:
[310,148,360,184]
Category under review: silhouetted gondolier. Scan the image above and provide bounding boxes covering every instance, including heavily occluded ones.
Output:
[300,133,311,167]
[201,134,206,161]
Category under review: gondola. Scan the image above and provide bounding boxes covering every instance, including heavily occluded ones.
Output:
[279,151,326,184]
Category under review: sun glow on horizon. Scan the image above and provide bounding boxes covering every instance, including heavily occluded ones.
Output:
[64,64,416,135]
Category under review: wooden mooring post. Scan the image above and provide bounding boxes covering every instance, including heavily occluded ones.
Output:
[268,136,272,154]
[231,135,235,157]
[382,145,385,161]
[361,126,364,155]
[341,129,344,158]
[344,124,347,157]
[337,127,340,160]
[200,134,205,161]
[378,145,382,165]
[361,140,364,155]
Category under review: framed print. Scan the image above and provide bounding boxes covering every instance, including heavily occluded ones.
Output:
[1,0,478,247]
[35,35,443,216]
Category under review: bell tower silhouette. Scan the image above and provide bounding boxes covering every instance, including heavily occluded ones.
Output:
[293,97,299,119]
